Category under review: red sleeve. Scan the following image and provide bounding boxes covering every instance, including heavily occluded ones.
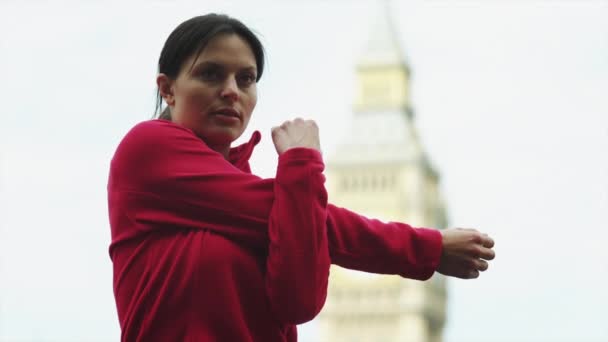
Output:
[109,120,329,324]
[267,147,330,323]
[109,120,441,312]
[326,205,442,280]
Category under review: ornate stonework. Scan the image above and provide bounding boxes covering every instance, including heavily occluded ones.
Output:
[318,3,448,342]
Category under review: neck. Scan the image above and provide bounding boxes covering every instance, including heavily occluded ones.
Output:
[206,142,231,160]
[167,115,232,160]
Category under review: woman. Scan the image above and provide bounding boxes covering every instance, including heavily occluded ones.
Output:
[108,14,495,342]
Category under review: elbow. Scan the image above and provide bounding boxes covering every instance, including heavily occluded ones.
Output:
[271,291,327,325]
[268,271,329,325]
[266,244,331,324]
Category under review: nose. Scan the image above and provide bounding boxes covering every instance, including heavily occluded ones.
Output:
[220,77,239,102]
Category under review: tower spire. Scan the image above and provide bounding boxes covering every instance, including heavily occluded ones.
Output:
[353,0,412,113]
[320,3,448,341]
[358,0,409,69]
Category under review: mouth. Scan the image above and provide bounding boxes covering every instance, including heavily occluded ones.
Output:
[211,108,240,119]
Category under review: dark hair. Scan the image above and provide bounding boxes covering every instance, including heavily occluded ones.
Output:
[155,14,265,119]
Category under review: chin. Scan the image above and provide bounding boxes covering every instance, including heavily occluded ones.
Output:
[199,127,243,146]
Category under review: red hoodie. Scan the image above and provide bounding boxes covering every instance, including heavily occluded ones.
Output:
[108,119,442,341]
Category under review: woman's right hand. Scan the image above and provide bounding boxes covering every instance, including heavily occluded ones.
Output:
[271,118,321,155]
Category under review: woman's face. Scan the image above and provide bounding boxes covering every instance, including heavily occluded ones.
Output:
[161,33,258,154]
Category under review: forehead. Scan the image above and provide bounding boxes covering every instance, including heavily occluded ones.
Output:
[192,33,257,68]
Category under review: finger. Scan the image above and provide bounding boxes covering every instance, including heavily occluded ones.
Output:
[460,260,481,279]
[468,269,480,279]
[456,265,480,279]
[271,126,280,136]
[307,120,319,130]
[478,247,496,261]
[475,259,489,272]
[450,268,475,280]
[481,234,495,248]
[466,258,488,272]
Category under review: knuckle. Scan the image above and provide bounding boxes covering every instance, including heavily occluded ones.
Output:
[468,245,482,258]
[470,232,482,244]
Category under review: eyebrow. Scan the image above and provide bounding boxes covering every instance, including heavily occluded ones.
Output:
[191,61,257,74]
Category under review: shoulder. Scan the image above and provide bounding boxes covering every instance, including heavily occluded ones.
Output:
[112,119,213,168]
[109,120,234,188]
[117,119,209,153]
[114,120,166,158]
[124,119,193,143]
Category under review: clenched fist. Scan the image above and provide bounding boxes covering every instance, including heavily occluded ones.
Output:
[437,228,496,279]
[271,118,321,155]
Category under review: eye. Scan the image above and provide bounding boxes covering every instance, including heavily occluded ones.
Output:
[237,72,256,87]
[199,67,222,81]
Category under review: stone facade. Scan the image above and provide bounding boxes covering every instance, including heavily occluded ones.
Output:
[318,4,448,342]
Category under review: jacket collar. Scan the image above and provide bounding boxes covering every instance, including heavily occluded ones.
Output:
[228,131,261,173]
[158,119,261,173]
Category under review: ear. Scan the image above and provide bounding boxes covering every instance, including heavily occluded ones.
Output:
[156,73,175,106]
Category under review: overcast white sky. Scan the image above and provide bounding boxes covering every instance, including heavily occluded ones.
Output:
[1,1,607,341]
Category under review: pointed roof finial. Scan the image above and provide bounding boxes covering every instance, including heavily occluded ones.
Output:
[358,0,408,67]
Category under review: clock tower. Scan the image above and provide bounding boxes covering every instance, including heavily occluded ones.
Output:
[318,3,448,342]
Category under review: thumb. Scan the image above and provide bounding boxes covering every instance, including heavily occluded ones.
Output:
[271,126,286,154]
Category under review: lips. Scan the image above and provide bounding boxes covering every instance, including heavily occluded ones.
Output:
[212,108,240,119]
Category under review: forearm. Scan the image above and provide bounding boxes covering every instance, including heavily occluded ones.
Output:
[325,204,443,280]
[265,148,330,325]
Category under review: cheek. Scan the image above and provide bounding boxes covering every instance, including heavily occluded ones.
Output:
[178,83,213,108]
[243,90,257,116]
[186,90,214,109]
